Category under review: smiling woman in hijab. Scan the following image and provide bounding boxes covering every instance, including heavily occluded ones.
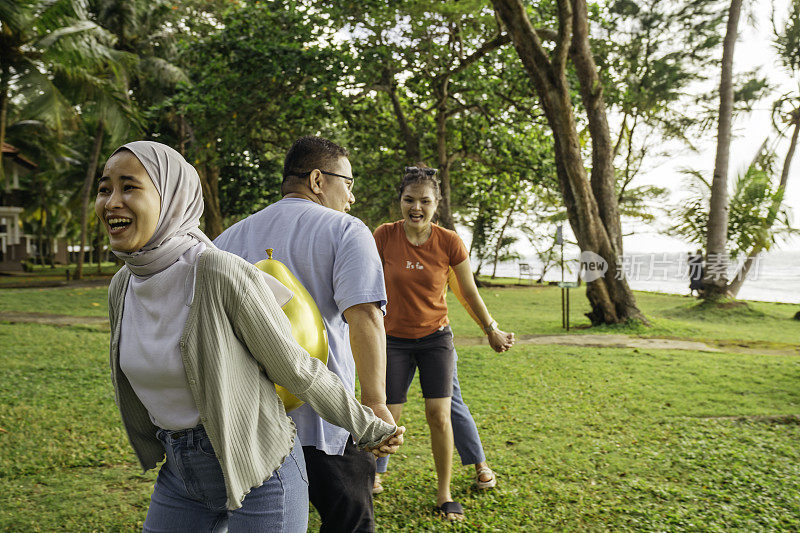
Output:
[96,141,405,532]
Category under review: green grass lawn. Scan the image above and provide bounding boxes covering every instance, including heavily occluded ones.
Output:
[0,286,110,317]
[2,282,799,346]
[449,285,800,347]
[0,262,121,288]
[1,317,799,531]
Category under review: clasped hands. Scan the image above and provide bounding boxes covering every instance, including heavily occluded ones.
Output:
[363,401,405,458]
[488,328,515,353]
[366,425,406,458]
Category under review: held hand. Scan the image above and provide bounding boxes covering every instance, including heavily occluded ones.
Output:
[368,426,406,458]
[488,329,515,353]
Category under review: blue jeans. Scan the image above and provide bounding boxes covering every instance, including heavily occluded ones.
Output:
[143,425,309,533]
[377,350,486,473]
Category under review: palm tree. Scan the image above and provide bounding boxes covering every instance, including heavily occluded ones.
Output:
[0,0,117,186]
[72,96,139,279]
[726,93,800,296]
[91,0,189,106]
[0,0,137,278]
[72,0,190,279]
[6,118,74,266]
[703,0,743,301]
[57,0,190,278]
[720,0,800,297]
[669,148,796,279]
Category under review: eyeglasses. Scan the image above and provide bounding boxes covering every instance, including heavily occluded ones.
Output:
[294,170,354,190]
[404,166,437,176]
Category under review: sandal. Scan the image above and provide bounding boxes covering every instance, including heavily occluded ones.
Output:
[372,474,384,495]
[475,466,497,489]
[434,501,464,522]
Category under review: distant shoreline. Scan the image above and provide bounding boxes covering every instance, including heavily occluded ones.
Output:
[479,249,800,305]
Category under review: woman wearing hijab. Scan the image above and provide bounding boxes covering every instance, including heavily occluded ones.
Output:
[96,141,404,532]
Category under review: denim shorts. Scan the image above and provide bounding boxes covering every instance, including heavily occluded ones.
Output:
[385,326,455,403]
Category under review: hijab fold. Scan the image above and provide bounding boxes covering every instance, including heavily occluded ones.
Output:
[111,141,215,277]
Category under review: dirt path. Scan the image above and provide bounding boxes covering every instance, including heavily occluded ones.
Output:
[456,334,799,356]
[457,334,719,351]
[0,311,108,328]
[4,310,797,355]
[0,278,112,290]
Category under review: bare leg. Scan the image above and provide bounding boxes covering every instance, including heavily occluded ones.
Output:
[425,397,461,521]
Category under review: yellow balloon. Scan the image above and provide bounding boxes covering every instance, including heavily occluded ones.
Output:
[254,248,329,412]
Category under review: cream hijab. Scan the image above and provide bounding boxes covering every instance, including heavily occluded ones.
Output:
[110,141,293,304]
[111,141,215,277]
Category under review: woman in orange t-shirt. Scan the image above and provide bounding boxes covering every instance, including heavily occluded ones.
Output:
[372,166,515,521]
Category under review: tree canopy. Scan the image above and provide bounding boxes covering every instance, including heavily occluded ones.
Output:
[2,0,797,317]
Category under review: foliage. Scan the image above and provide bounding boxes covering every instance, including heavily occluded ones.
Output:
[158,0,352,221]
[727,150,795,254]
[596,0,768,233]
[668,169,711,248]
[1,0,796,296]
[0,0,118,131]
[618,183,669,223]
[597,0,726,146]
[588,0,727,238]
[669,147,796,257]
[322,1,553,232]
[775,0,800,72]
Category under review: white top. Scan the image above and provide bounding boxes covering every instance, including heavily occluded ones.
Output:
[120,242,206,429]
[120,242,294,429]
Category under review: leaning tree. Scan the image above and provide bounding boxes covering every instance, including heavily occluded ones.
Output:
[703,0,744,301]
[491,0,646,325]
[727,0,800,296]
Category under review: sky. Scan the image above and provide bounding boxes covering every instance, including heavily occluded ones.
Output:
[623,0,799,254]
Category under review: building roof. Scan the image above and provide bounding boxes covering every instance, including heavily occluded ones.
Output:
[2,143,37,170]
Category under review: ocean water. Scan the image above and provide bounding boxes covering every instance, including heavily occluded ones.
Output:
[479,250,800,305]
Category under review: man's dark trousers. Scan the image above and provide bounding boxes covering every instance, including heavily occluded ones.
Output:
[303,439,376,532]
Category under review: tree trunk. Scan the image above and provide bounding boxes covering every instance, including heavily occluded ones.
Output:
[0,66,9,188]
[75,120,105,280]
[491,198,517,278]
[198,161,224,239]
[469,213,488,276]
[703,0,743,301]
[45,211,55,267]
[570,0,623,255]
[387,83,422,162]
[492,0,646,325]
[34,171,46,266]
[434,87,456,230]
[727,111,799,297]
[178,115,187,156]
[38,209,46,267]
[48,236,56,267]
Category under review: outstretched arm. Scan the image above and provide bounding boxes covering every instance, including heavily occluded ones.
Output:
[450,259,515,353]
[343,302,396,425]
[343,301,404,457]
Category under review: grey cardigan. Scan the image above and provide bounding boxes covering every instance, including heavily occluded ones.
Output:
[108,249,395,509]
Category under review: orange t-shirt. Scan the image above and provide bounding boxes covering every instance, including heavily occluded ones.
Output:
[373,221,468,339]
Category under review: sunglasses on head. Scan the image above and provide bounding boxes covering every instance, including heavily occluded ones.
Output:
[404,166,437,176]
